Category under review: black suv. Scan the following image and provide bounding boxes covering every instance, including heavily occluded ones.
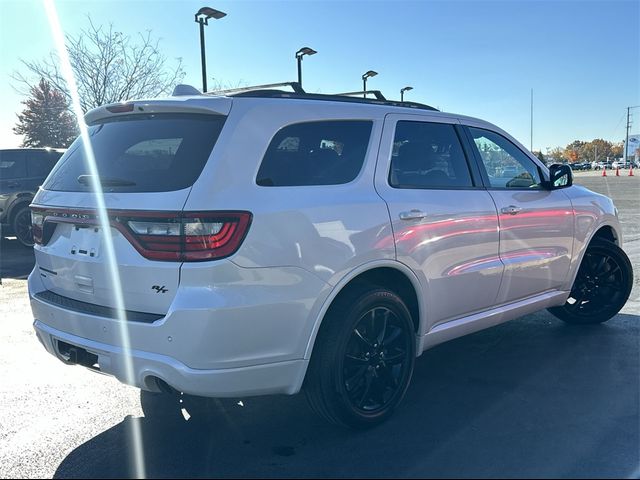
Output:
[0,148,64,246]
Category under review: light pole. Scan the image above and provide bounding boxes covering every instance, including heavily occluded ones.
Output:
[362,70,377,98]
[195,6,226,93]
[295,47,317,90]
[400,86,413,102]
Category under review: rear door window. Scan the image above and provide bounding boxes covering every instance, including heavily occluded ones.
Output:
[256,120,373,186]
[43,113,226,192]
[389,121,474,189]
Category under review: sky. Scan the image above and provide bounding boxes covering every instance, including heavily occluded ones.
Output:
[0,0,638,152]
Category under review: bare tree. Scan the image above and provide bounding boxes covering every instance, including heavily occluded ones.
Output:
[12,17,185,113]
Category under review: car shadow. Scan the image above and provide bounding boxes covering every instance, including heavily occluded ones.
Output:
[53,312,639,478]
[0,236,34,281]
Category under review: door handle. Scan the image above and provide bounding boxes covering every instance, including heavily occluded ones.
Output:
[501,205,523,215]
[7,182,20,187]
[399,209,428,220]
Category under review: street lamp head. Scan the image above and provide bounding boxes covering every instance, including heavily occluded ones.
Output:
[362,70,378,80]
[195,6,227,24]
[401,86,413,94]
[296,47,317,59]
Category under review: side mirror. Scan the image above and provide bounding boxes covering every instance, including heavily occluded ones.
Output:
[547,163,573,189]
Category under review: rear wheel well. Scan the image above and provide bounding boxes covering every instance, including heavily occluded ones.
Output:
[591,226,618,246]
[328,267,420,334]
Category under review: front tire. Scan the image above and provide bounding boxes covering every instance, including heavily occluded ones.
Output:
[548,240,633,324]
[305,285,416,428]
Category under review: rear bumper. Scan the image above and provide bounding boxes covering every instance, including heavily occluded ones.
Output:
[33,320,308,397]
[29,260,330,397]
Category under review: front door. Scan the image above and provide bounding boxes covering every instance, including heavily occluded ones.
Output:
[465,125,574,304]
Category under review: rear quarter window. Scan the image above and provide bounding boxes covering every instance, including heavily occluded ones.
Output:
[256,120,373,186]
[43,113,226,192]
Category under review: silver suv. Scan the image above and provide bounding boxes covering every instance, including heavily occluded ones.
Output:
[29,85,633,428]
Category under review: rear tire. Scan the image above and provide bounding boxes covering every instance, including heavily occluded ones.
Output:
[12,205,34,247]
[548,240,633,324]
[305,285,416,429]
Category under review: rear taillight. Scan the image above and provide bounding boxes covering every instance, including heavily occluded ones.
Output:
[31,211,44,245]
[30,208,251,262]
[116,211,252,262]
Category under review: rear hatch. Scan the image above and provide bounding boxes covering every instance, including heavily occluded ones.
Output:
[32,103,230,315]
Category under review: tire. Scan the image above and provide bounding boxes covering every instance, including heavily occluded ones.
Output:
[548,239,633,324]
[140,390,214,424]
[12,205,34,247]
[305,285,416,429]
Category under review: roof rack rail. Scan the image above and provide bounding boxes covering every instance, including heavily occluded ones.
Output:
[334,90,387,101]
[208,81,305,95]
[226,90,439,111]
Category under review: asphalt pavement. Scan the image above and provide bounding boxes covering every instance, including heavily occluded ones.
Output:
[0,172,638,478]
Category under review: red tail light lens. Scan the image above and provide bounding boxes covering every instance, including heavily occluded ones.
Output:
[117,211,252,261]
[30,207,251,262]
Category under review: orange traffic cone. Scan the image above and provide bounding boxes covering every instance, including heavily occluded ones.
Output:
[616,166,620,176]
[602,167,607,177]
[630,167,635,177]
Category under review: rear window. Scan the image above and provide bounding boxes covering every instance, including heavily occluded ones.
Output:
[43,114,226,192]
[256,120,373,186]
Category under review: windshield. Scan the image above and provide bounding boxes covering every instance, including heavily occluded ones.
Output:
[43,113,226,192]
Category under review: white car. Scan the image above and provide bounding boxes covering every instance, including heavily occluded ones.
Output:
[28,85,633,428]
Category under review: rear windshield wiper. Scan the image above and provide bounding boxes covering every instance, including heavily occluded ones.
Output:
[77,175,136,187]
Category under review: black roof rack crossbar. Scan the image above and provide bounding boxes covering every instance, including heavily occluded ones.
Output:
[335,90,387,101]
[225,90,439,111]
[208,81,305,95]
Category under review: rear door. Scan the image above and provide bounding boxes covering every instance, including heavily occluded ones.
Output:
[464,125,574,304]
[32,112,227,315]
[375,114,503,330]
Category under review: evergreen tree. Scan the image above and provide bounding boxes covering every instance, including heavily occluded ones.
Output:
[13,78,77,148]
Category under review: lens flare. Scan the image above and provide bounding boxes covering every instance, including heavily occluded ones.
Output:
[42,1,146,477]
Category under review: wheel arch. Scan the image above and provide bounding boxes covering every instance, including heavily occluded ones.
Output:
[589,224,619,246]
[303,260,423,361]
[562,221,623,293]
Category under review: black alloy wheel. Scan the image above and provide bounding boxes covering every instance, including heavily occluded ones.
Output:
[305,286,415,428]
[548,240,633,324]
[341,306,412,414]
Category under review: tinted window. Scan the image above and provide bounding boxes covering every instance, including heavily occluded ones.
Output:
[0,151,26,179]
[257,120,372,186]
[43,114,226,192]
[389,121,473,189]
[468,127,542,189]
[27,151,62,177]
